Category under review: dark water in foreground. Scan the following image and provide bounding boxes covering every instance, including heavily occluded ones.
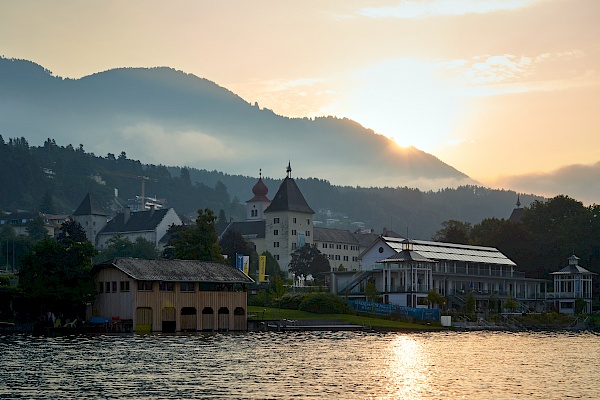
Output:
[1,331,598,399]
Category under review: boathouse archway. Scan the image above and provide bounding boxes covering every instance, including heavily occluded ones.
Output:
[202,307,214,331]
[181,307,197,332]
[135,307,153,332]
[161,307,176,333]
[233,307,246,331]
[218,307,230,331]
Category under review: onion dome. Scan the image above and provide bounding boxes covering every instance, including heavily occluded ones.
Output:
[247,169,270,202]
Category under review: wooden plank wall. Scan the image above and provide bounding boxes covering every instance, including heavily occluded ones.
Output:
[92,270,248,332]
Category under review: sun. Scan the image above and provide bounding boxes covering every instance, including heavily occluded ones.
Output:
[339,58,463,152]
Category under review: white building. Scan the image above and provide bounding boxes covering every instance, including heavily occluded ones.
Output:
[550,255,596,314]
[332,236,549,312]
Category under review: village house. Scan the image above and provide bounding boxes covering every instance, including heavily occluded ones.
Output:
[91,258,253,332]
[0,211,69,237]
[72,193,182,251]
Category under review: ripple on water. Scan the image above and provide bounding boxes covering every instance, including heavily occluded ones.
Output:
[1,331,599,399]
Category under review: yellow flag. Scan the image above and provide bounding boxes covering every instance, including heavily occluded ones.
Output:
[259,255,266,282]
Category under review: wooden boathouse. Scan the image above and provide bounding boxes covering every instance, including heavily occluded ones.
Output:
[91,258,254,332]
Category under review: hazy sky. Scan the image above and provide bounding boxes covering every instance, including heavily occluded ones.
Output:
[2,0,599,203]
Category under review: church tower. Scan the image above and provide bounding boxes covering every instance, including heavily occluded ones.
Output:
[264,162,315,275]
[246,169,271,221]
[72,193,108,246]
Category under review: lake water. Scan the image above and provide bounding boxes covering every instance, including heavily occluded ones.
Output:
[1,331,598,399]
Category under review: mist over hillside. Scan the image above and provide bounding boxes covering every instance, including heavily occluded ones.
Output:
[0,57,474,190]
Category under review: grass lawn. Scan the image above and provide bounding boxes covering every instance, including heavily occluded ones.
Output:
[248,306,445,331]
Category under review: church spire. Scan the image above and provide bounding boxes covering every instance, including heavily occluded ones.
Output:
[516,194,521,208]
[286,161,292,178]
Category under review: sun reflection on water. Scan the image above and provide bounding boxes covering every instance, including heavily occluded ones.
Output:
[384,335,430,399]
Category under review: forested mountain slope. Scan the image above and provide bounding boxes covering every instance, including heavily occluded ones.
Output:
[0,137,541,239]
[0,57,473,190]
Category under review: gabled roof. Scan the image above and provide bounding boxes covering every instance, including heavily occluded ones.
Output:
[264,176,314,214]
[99,208,170,234]
[73,193,107,216]
[314,227,358,244]
[369,236,516,266]
[352,231,380,249]
[216,220,266,240]
[94,257,254,283]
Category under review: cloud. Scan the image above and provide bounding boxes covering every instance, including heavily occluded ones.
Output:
[493,161,600,205]
[438,50,600,95]
[119,123,235,165]
[358,0,539,19]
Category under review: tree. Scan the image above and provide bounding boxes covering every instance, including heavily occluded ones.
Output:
[26,216,49,242]
[503,297,518,313]
[288,244,330,279]
[95,234,158,263]
[432,220,472,244]
[219,229,253,268]
[365,282,381,303]
[262,250,284,281]
[18,237,97,318]
[218,209,227,224]
[168,208,224,262]
[574,298,587,315]
[465,291,476,314]
[427,289,446,309]
[39,191,56,214]
[56,219,88,243]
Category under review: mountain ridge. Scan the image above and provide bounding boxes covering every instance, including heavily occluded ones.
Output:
[0,57,473,190]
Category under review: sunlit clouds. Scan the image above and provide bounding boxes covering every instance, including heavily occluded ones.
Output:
[358,0,540,19]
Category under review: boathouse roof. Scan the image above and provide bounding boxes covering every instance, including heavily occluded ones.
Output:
[94,258,254,283]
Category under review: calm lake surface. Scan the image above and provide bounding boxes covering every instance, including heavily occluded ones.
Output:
[1,330,598,399]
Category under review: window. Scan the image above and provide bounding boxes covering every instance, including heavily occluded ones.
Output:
[335,255,341,261]
[120,281,130,292]
[274,242,280,248]
[181,282,195,292]
[336,244,341,249]
[292,243,297,250]
[274,229,279,236]
[322,243,327,249]
[138,281,153,291]
[306,231,310,237]
[98,282,104,293]
[344,245,348,250]
[274,255,280,260]
[274,218,280,224]
[293,218,297,223]
[112,282,117,293]
[329,244,334,248]
[159,281,175,291]
[105,282,111,293]
[292,229,297,235]
[343,256,349,261]
[307,219,310,225]
[352,256,358,262]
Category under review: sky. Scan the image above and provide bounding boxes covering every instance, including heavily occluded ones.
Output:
[1,0,599,204]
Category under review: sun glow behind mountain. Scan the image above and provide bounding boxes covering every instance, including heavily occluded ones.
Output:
[337,58,464,152]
